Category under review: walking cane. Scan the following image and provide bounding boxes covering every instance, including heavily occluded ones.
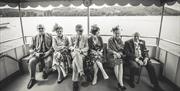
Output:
[136,65,143,84]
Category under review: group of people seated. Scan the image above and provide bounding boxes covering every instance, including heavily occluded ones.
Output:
[26,24,163,91]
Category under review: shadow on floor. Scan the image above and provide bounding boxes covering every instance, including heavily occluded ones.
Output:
[0,69,176,91]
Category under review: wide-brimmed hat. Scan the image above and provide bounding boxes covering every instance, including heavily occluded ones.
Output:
[37,24,44,29]
[52,23,63,32]
[76,24,83,31]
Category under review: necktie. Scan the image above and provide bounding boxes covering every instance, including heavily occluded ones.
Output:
[76,36,80,48]
[39,34,46,52]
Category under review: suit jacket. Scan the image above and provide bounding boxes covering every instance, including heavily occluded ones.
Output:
[124,39,147,61]
[70,34,89,55]
[30,33,53,55]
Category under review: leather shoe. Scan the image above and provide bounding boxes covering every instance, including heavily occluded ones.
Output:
[73,82,79,91]
[129,82,135,88]
[154,85,163,91]
[27,79,36,89]
[42,72,48,79]
[118,83,127,90]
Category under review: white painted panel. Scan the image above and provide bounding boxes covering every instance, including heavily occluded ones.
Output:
[24,44,30,55]
[16,46,24,60]
[4,57,19,77]
[0,58,7,81]
[6,49,16,59]
[164,53,179,83]
[146,46,156,58]
[159,49,166,63]
[175,58,180,87]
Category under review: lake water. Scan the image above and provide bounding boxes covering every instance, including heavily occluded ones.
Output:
[0,16,180,54]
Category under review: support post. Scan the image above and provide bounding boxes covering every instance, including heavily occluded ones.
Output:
[155,3,165,60]
[87,5,90,35]
[157,4,165,47]
[18,3,26,44]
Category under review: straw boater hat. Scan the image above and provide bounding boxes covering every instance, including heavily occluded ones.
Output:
[37,24,44,29]
[76,24,83,31]
[52,23,63,32]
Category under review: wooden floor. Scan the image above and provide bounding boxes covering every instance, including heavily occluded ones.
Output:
[0,69,176,91]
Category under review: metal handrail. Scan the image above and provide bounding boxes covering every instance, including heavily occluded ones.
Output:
[160,38,180,47]
[1,35,158,43]
[100,34,158,39]
[1,35,179,47]
[0,37,23,44]
[0,54,19,62]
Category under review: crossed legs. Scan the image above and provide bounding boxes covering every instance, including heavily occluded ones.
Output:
[92,61,109,85]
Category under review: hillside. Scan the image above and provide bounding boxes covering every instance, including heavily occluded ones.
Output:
[0,6,180,17]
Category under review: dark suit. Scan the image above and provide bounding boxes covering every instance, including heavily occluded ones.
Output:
[124,39,159,86]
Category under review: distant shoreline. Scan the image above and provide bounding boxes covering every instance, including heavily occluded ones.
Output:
[1,6,180,17]
[0,15,180,18]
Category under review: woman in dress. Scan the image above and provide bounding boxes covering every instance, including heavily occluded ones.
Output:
[88,24,109,85]
[52,24,71,83]
[108,26,126,90]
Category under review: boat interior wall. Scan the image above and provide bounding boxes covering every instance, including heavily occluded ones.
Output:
[176,58,180,87]
[0,55,19,82]
[0,44,29,82]
[158,48,180,87]
[159,48,167,64]
[163,52,179,83]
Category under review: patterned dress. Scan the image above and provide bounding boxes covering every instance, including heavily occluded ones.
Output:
[108,36,124,66]
[88,36,104,63]
[52,35,72,73]
[86,35,104,82]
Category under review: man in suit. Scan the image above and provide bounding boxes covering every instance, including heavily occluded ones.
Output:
[27,24,53,89]
[124,32,162,91]
[70,24,89,91]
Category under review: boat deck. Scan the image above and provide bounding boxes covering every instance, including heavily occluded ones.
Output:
[0,69,175,91]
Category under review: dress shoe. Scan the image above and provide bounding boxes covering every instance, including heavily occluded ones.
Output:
[92,81,97,85]
[153,85,163,91]
[42,72,48,79]
[73,82,79,91]
[118,83,127,90]
[104,76,109,80]
[27,79,37,89]
[57,79,63,84]
[80,74,87,82]
[92,76,97,85]
[129,82,135,88]
[57,75,68,84]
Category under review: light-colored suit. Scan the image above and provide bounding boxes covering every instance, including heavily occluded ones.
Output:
[70,34,89,81]
[28,33,53,79]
